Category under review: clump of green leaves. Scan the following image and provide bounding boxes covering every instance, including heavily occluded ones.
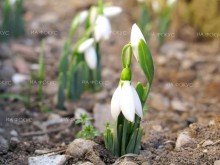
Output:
[75,114,99,140]
[0,0,25,42]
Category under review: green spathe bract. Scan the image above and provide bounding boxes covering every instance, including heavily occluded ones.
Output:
[104,24,154,156]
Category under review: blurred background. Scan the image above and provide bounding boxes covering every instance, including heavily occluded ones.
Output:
[0,0,220,164]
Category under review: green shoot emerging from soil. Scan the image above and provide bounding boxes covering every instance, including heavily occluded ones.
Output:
[104,24,154,156]
[57,0,122,108]
[0,0,25,42]
[75,114,98,140]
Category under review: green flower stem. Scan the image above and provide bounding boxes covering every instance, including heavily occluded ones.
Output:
[122,44,132,68]
[98,0,104,15]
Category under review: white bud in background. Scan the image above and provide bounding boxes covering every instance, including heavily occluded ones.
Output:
[78,10,89,24]
[103,6,122,17]
[78,38,97,69]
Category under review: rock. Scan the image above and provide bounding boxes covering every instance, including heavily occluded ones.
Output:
[0,135,9,154]
[85,150,106,165]
[152,125,162,132]
[66,138,97,158]
[44,82,58,96]
[214,160,220,165]
[0,44,12,59]
[10,130,18,136]
[149,93,170,111]
[176,71,196,82]
[33,135,49,143]
[13,57,30,74]
[202,140,214,147]
[93,103,112,132]
[175,131,196,151]
[117,161,138,165]
[80,162,94,165]
[160,41,186,60]
[12,73,29,84]
[171,99,187,112]
[95,90,108,102]
[11,43,37,61]
[156,56,167,65]
[28,154,67,165]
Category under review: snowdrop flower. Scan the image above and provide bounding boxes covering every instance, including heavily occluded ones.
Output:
[79,10,89,24]
[130,23,146,61]
[111,80,143,122]
[94,15,111,41]
[78,38,97,69]
[103,6,122,17]
[167,0,176,6]
[137,0,145,3]
[152,0,160,12]
[9,0,16,5]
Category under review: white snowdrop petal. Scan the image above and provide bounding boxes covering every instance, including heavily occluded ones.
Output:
[84,47,97,69]
[79,10,89,24]
[94,16,111,41]
[104,6,122,17]
[111,86,122,120]
[131,85,143,118]
[78,38,94,53]
[130,23,146,61]
[120,82,135,122]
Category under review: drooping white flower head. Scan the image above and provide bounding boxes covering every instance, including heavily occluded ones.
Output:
[111,81,143,122]
[137,0,145,3]
[9,0,16,5]
[78,10,89,24]
[167,0,176,6]
[130,23,146,61]
[78,38,97,69]
[152,0,160,12]
[103,6,122,17]
[94,15,111,41]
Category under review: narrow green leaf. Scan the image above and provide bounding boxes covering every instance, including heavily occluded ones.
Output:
[57,72,65,109]
[126,129,138,153]
[0,93,28,104]
[138,39,154,86]
[121,118,128,155]
[134,128,143,154]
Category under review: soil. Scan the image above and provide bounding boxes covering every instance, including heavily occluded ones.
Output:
[0,0,220,165]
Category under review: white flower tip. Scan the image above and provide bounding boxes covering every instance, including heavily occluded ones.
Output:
[78,38,94,53]
[104,6,122,17]
[94,16,111,41]
[79,10,89,24]
[84,47,97,69]
[130,23,146,61]
[111,87,121,120]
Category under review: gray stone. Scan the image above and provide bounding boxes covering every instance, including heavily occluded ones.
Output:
[93,103,112,132]
[214,160,220,165]
[175,131,196,151]
[66,138,96,158]
[0,135,9,154]
[28,154,67,165]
